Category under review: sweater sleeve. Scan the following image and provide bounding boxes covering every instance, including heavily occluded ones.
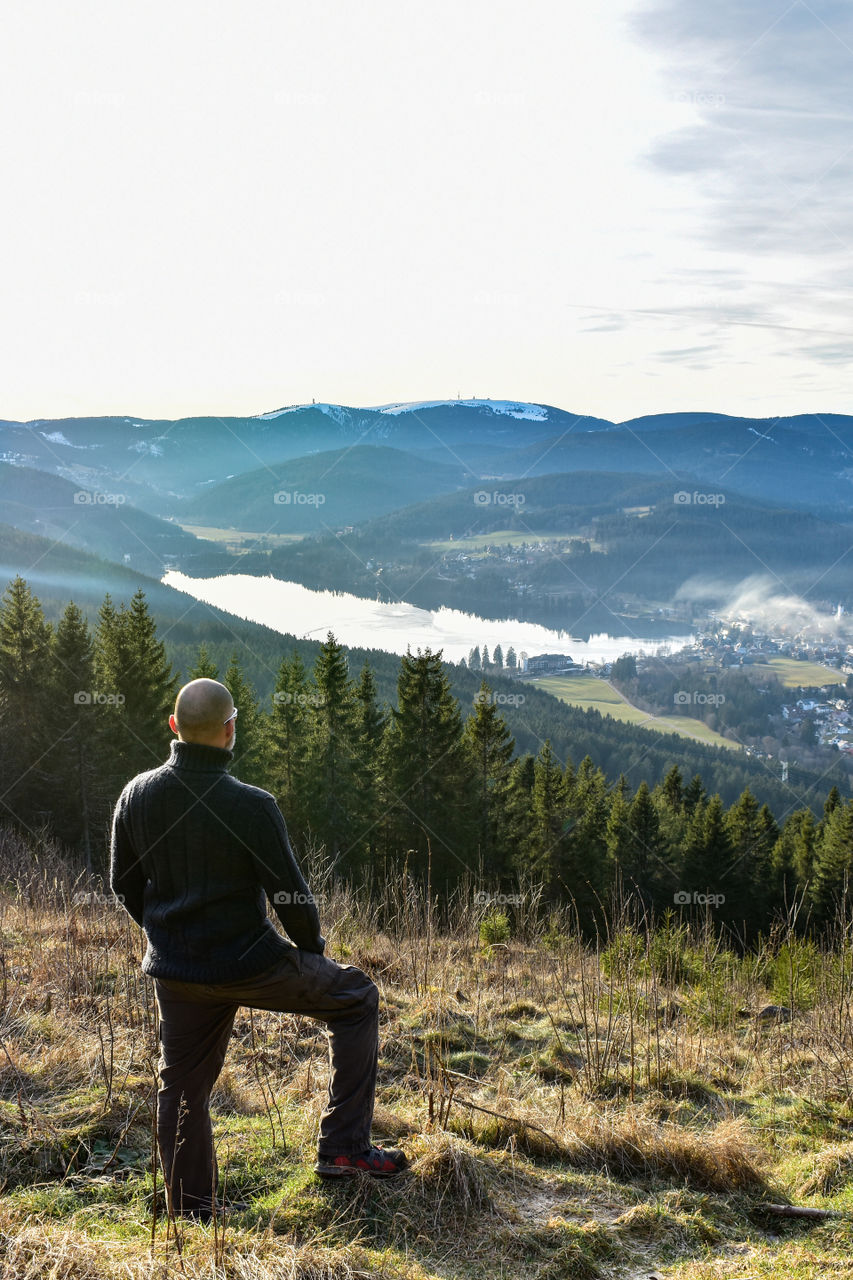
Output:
[252,797,325,953]
[109,790,146,927]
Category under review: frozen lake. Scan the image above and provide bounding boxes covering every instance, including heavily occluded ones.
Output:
[163,571,693,665]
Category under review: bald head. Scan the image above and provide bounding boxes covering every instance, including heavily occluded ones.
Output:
[172,679,235,745]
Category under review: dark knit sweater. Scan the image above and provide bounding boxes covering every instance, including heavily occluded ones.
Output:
[110,739,325,982]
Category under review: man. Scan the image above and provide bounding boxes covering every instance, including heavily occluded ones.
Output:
[110,677,407,1222]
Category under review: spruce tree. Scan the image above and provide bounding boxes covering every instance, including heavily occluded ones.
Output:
[681,794,733,926]
[381,648,474,884]
[725,788,776,936]
[224,653,265,786]
[305,633,361,870]
[0,577,54,832]
[562,756,609,916]
[265,650,314,841]
[527,740,570,892]
[463,681,516,878]
[189,643,219,679]
[506,753,535,874]
[95,589,176,787]
[811,801,853,927]
[351,661,386,870]
[48,601,102,862]
[620,781,667,910]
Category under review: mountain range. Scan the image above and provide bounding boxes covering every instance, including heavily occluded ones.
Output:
[2,400,851,520]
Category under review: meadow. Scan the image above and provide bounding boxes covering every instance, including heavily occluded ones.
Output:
[528,675,739,752]
[3,830,853,1279]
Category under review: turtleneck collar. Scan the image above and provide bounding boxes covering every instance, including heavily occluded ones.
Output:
[168,739,234,772]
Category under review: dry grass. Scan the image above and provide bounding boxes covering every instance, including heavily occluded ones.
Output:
[4,831,853,1278]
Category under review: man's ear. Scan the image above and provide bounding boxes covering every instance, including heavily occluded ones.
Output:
[169,713,178,735]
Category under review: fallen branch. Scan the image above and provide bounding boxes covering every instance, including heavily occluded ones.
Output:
[763,1203,843,1220]
[447,1095,565,1152]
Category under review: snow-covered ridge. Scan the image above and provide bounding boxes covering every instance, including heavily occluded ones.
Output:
[255,399,551,422]
[255,403,354,423]
[370,399,550,421]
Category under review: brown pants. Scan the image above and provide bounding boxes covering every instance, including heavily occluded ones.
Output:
[153,947,379,1215]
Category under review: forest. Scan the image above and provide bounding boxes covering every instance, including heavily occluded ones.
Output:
[2,575,852,946]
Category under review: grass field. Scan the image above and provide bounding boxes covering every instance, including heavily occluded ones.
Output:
[4,833,853,1279]
[530,673,740,751]
[179,524,304,546]
[751,656,846,689]
[427,529,601,552]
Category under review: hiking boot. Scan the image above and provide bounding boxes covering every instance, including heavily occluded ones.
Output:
[315,1145,410,1179]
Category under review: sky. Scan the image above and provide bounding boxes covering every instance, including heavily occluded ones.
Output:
[1,0,852,423]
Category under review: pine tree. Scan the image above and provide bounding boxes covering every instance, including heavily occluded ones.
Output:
[660,765,684,812]
[527,740,570,892]
[463,681,516,878]
[381,648,474,883]
[0,577,54,831]
[189,643,219,679]
[824,786,842,822]
[619,781,667,910]
[48,601,103,863]
[224,653,265,786]
[681,794,733,922]
[771,808,815,906]
[95,589,176,787]
[811,801,853,926]
[265,650,314,840]
[482,645,490,669]
[468,646,481,671]
[683,773,706,815]
[725,788,777,936]
[351,661,386,869]
[305,633,361,870]
[562,756,609,915]
[506,753,535,873]
[505,646,517,671]
[492,643,504,669]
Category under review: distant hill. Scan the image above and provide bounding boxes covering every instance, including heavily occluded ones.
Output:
[0,464,211,577]
[501,418,853,517]
[0,464,203,571]
[242,471,853,629]
[3,401,852,518]
[181,445,476,533]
